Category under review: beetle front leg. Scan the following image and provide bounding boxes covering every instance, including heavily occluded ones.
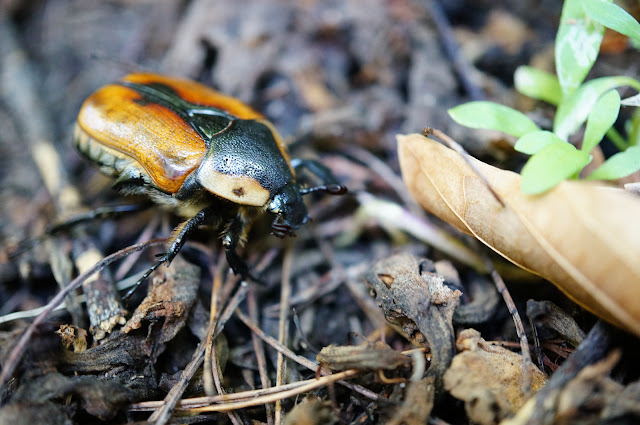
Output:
[221,210,253,279]
[124,206,214,299]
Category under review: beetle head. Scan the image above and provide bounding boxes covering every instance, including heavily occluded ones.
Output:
[268,183,309,238]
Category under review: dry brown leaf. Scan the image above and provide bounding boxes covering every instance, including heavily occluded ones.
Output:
[444,329,546,425]
[397,133,640,336]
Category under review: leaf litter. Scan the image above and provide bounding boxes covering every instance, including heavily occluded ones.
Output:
[2,1,640,424]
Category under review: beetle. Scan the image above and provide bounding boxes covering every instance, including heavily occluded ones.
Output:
[74,73,346,293]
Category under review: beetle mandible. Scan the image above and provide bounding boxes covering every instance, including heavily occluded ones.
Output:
[74,73,346,293]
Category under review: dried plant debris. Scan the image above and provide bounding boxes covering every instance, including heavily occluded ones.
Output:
[527,300,586,347]
[24,257,203,406]
[366,252,461,387]
[504,351,640,425]
[443,329,547,425]
[122,255,200,344]
[0,372,135,423]
[398,133,640,336]
[316,341,412,378]
[386,376,435,425]
[284,397,338,425]
[435,260,500,325]
[56,325,87,353]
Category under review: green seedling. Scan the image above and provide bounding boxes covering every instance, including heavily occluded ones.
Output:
[448,0,640,194]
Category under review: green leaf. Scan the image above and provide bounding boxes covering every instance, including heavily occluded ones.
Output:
[586,146,640,180]
[514,66,563,105]
[582,89,621,153]
[515,131,566,155]
[555,0,605,95]
[554,76,640,139]
[448,101,539,137]
[583,0,640,45]
[627,108,640,147]
[521,143,592,194]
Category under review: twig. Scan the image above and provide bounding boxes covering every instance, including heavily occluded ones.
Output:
[344,145,427,218]
[485,258,532,394]
[146,280,249,425]
[235,310,381,402]
[248,288,275,425]
[188,370,359,413]
[275,246,293,425]
[147,249,263,425]
[0,239,166,388]
[131,376,353,411]
[204,254,244,425]
[147,339,207,424]
[115,213,161,281]
[204,253,225,396]
[512,321,613,424]
[425,0,485,101]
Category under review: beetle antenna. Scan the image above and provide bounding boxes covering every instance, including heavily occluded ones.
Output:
[299,184,347,196]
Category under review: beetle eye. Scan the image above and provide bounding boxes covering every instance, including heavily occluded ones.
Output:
[268,199,281,214]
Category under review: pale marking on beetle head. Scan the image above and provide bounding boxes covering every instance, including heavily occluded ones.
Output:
[197,167,269,206]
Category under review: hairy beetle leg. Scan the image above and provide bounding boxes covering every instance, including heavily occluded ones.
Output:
[221,210,264,283]
[223,246,265,285]
[123,206,214,299]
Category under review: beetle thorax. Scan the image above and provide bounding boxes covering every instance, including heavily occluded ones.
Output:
[194,119,295,207]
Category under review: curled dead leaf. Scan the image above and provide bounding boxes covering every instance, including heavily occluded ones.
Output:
[444,329,546,424]
[397,133,640,336]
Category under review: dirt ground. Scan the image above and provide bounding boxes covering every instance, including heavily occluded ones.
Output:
[1,1,640,424]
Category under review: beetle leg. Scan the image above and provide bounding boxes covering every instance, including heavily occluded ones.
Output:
[10,203,152,260]
[221,209,252,278]
[291,158,340,184]
[124,206,214,299]
[47,203,151,235]
[291,158,347,195]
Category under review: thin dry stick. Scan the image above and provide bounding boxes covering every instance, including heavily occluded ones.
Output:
[132,375,329,411]
[344,145,428,218]
[147,339,207,424]
[188,369,360,413]
[235,309,380,402]
[0,239,166,388]
[204,252,226,396]
[485,258,533,394]
[248,287,275,425]
[316,238,388,331]
[147,281,250,425]
[426,128,506,208]
[275,246,293,425]
[425,0,485,101]
[210,343,242,425]
[237,309,318,371]
[115,213,161,281]
[205,256,244,425]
